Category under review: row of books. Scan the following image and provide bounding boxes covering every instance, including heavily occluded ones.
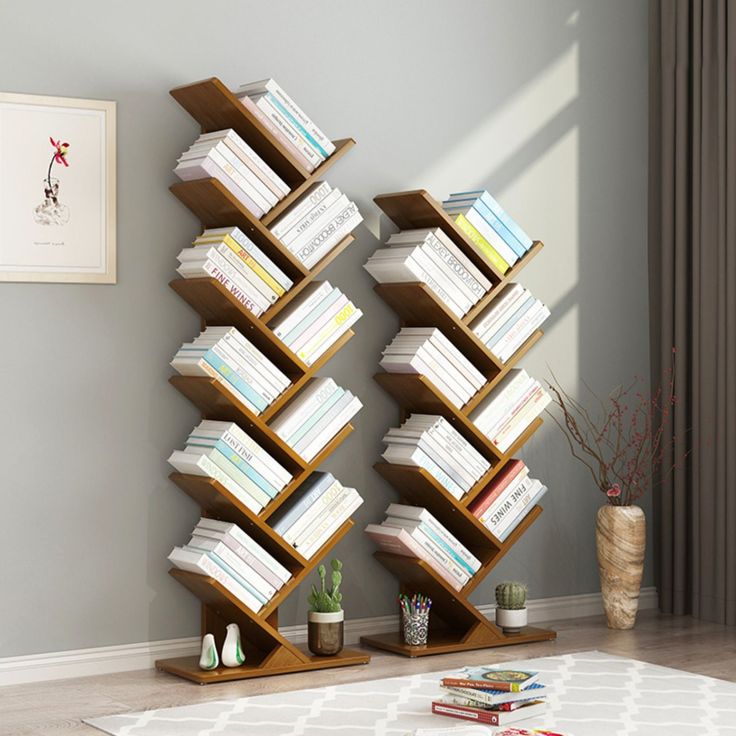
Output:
[235,78,334,174]
[380,327,486,409]
[177,226,294,318]
[364,227,491,318]
[469,460,548,542]
[442,189,535,275]
[169,517,292,614]
[174,127,288,219]
[270,377,362,463]
[270,280,362,366]
[270,472,364,557]
[365,504,482,592]
[432,666,550,728]
[469,369,551,453]
[168,420,292,515]
[268,181,363,269]
[470,283,550,363]
[381,414,490,500]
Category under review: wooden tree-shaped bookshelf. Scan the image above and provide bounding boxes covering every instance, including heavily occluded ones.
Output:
[155,78,370,683]
[360,190,557,657]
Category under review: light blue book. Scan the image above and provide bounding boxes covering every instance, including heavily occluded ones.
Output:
[263,92,330,160]
[270,472,336,535]
[287,387,344,447]
[281,288,342,347]
[204,550,269,605]
[202,349,268,413]
[411,447,465,498]
[484,293,536,350]
[293,391,354,455]
[497,485,548,542]
[418,522,476,577]
[448,190,533,251]
[187,438,278,498]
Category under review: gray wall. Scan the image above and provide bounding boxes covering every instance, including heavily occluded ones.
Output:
[0,0,650,657]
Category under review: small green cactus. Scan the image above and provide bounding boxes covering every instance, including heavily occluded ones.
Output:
[495,581,528,610]
[307,558,343,613]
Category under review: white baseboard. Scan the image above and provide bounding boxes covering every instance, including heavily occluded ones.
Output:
[0,587,657,687]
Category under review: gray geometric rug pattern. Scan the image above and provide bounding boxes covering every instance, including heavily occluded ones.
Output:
[85,651,736,736]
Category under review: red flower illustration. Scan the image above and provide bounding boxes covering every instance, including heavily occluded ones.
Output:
[50,137,70,167]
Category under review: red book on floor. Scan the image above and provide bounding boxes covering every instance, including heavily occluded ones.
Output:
[431,698,546,726]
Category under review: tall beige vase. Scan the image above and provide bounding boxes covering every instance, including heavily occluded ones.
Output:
[596,505,646,629]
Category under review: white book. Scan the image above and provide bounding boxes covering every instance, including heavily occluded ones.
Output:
[195,420,292,487]
[379,352,468,408]
[195,517,291,583]
[300,395,362,462]
[289,293,349,354]
[293,390,355,454]
[269,182,332,239]
[495,484,548,542]
[470,283,526,338]
[281,189,343,247]
[381,445,465,499]
[187,536,277,601]
[194,128,289,195]
[236,79,336,156]
[300,489,364,559]
[444,203,519,266]
[280,479,345,544]
[269,281,333,339]
[482,477,540,532]
[291,484,353,547]
[478,474,533,525]
[297,204,363,269]
[298,304,362,366]
[168,547,263,613]
[494,303,550,363]
[470,370,532,432]
[269,377,339,438]
[494,387,551,453]
[166,451,263,514]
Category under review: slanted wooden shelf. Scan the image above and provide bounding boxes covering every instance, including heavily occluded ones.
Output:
[157,77,369,683]
[360,190,556,657]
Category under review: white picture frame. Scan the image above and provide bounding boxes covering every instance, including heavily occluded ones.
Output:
[0,92,116,283]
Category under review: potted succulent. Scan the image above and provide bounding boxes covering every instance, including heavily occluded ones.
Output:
[495,581,528,634]
[307,558,344,656]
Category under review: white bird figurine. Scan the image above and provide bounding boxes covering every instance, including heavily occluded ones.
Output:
[221,623,245,667]
[198,633,219,671]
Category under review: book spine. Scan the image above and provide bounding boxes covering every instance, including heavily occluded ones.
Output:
[481,476,536,528]
[286,388,345,446]
[469,198,526,258]
[269,182,333,239]
[270,282,333,339]
[453,214,510,274]
[301,307,362,366]
[441,678,519,692]
[383,445,465,499]
[479,191,533,250]
[460,205,519,266]
[203,551,267,609]
[293,391,352,454]
[419,515,481,572]
[206,149,270,216]
[269,379,337,438]
[281,190,342,246]
[423,232,486,300]
[219,528,291,583]
[299,395,362,461]
[254,96,323,166]
[493,388,550,451]
[219,330,289,392]
[294,202,361,266]
[410,247,474,314]
[202,447,272,507]
[220,132,289,197]
[425,332,486,388]
[281,288,342,346]
[418,521,478,576]
[293,489,356,552]
[428,422,490,478]
[269,474,336,534]
[470,284,525,338]
[221,236,285,297]
[472,374,533,434]
[214,141,277,208]
[411,528,469,587]
[281,481,344,543]
[495,305,550,362]
[217,431,289,490]
[497,486,548,542]
[429,228,493,290]
[207,343,273,407]
[183,260,263,317]
[212,439,278,498]
[415,434,474,490]
[284,190,344,249]
[296,301,358,363]
[299,491,363,559]
[202,348,268,413]
[483,294,536,349]
[289,294,348,353]
[493,481,545,538]
[219,228,293,290]
[263,91,330,159]
[200,542,276,601]
[210,534,285,590]
[470,463,527,518]
[204,243,277,304]
[431,701,500,725]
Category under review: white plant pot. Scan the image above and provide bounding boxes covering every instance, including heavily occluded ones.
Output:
[308,611,344,624]
[496,607,527,634]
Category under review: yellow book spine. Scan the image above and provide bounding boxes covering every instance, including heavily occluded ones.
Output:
[453,214,510,275]
[222,235,286,297]
[297,303,357,362]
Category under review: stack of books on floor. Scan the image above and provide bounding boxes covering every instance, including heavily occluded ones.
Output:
[364,228,492,318]
[432,666,550,727]
[382,414,490,499]
[469,460,548,542]
[268,182,363,269]
[470,283,550,363]
[170,326,291,416]
[235,78,335,174]
[269,377,362,462]
[380,327,486,408]
[168,517,293,614]
[442,189,534,276]
[168,420,293,514]
[174,128,289,219]
[269,472,364,558]
[469,369,551,453]
[176,226,294,317]
[365,503,481,592]
[270,280,363,365]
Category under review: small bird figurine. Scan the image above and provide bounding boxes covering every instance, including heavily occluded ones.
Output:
[198,633,219,671]
[221,623,245,667]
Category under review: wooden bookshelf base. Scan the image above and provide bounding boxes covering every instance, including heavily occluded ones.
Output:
[156,646,370,684]
[360,626,557,658]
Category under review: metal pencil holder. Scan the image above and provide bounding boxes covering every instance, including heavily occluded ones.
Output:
[401,608,430,646]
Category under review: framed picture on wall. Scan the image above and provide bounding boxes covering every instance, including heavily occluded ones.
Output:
[0,92,116,283]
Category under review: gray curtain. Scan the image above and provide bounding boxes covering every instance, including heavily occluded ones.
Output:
[649,0,736,623]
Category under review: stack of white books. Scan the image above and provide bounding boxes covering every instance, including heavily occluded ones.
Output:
[235,78,334,174]
[365,504,482,592]
[167,420,293,514]
[269,378,362,462]
[470,283,550,363]
[363,228,492,318]
[269,281,363,366]
[268,182,363,269]
[470,369,551,453]
[469,460,548,542]
[173,128,289,219]
[176,226,294,318]
[269,472,364,558]
[382,414,490,499]
[168,517,292,614]
[170,326,291,416]
[380,327,486,408]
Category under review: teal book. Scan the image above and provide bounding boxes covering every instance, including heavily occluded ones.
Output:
[202,349,268,413]
[444,199,525,260]
[205,550,268,605]
[418,521,477,577]
[263,91,330,159]
[286,387,345,446]
[282,288,342,347]
[270,472,336,535]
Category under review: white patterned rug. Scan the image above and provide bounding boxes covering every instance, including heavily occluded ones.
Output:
[85,651,736,736]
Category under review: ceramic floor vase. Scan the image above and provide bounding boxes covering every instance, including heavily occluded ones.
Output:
[596,504,646,629]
